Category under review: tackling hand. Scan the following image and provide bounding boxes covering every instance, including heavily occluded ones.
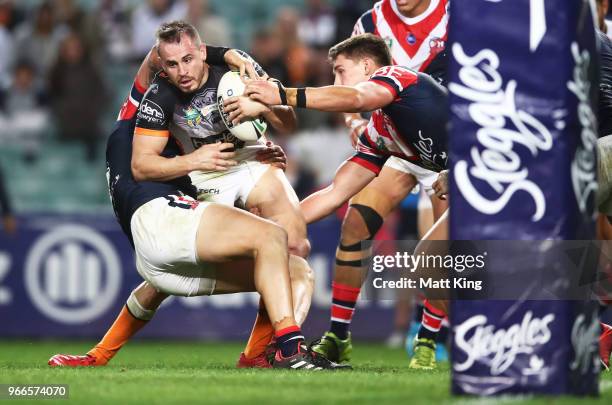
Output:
[245,80,282,106]
[432,170,449,200]
[256,141,287,171]
[189,142,237,171]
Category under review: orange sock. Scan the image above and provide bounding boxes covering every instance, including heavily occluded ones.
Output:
[87,306,148,365]
[243,302,274,359]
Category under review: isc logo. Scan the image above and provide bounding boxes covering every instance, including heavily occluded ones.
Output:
[25,225,121,324]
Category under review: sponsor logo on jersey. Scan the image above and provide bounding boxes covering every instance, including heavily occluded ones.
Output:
[568,42,598,219]
[138,100,165,124]
[449,43,553,221]
[454,311,554,376]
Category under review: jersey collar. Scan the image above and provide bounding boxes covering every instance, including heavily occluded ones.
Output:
[390,0,439,25]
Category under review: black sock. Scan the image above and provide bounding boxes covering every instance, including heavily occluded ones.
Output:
[275,326,304,357]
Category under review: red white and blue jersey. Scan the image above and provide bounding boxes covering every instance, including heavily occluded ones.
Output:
[352,0,449,84]
[116,79,147,122]
[349,65,448,174]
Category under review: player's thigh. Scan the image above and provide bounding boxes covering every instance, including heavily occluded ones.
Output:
[349,164,417,216]
[245,166,307,241]
[195,202,287,262]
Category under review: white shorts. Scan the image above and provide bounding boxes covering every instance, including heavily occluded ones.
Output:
[383,156,438,196]
[131,195,217,297]
[190,160,270,207]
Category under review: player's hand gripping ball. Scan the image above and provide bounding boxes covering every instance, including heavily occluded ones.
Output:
[217,71,267,141]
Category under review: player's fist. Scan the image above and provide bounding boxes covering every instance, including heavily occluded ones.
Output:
[432,170,449,200]
[189,142,237,172]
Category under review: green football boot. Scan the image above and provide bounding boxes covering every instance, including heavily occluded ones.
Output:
[310,331,353,364]
[408,337,437,370]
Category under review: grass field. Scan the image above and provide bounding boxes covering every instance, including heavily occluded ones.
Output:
[1,340,611,404]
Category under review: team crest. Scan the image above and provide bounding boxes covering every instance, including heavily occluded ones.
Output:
[429,37,445,54]
[184,107,202,128]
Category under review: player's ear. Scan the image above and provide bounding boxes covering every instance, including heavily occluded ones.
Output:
[363,57,375,75]
[200,43,207,61]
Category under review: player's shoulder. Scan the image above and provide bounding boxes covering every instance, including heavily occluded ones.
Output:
[372,65,418,79]
[146,72,180,102]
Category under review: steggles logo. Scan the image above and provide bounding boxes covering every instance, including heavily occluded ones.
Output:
[449,43,553,221]
[453,311,555,375]
[567,42,598,218]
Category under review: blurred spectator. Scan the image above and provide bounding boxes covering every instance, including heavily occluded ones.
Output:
[0,60,49,163]
[298,0,337,50]
[274,7,311,87]
[0,1,14,88]
[186,0,232,46]
[14,1,68,78]
[0,164,16,235]
[92,0,132,62]
[249,28,289,84]
[49,32,109,161]
[55,0,104,58]
[131,0,187,60]
[334,0,373,42]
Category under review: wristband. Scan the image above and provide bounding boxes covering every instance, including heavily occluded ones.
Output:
[273,80,288,105]
[296,88,307,108]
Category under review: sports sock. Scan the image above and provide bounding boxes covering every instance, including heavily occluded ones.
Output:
[243,301,274,359]
[87,306,149,364]
[416,300,445,341]
[329,282,360,340]
[275,325,304,357]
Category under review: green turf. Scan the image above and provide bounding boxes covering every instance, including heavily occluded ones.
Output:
[0,340,611,404]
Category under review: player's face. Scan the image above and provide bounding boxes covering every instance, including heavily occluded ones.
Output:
[158,34,207,93]
[332,55,371,86]
[395,0,430,17]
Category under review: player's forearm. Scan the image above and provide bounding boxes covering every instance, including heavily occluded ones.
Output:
[283,86,366,113]
[131,153,194,182]
[263,106,297,135]
[300,185,346,224]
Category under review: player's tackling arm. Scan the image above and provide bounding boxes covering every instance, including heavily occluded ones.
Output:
[245,80,395,113]
[131,135,236,182]
[301,161,376,224]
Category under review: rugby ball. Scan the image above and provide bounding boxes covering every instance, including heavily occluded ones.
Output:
[217,71,267,141]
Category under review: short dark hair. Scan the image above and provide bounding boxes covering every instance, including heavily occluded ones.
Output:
[156,20,201,46]
[328,34,392,67]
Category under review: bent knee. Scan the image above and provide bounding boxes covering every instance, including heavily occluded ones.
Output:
[289,256,315,287]
[340,205,383,244]
[288,237,311,258]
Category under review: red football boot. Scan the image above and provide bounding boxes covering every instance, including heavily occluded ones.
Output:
[236,352,272,369]
[48,354,100,367]
[600,322,612,371]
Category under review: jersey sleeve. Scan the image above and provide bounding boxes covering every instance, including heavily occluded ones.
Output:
[369,66,418,99]
[352,9,375,36]
[348,132,388,175]
[134,78,175,138]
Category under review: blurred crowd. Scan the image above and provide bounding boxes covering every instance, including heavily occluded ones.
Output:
[0,0,381,194]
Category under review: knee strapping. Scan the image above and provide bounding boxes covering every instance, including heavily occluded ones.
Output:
[349,204,383,240]
[126,292,156,321]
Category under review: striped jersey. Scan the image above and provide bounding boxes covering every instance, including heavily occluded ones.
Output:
[349,65,448,173]
[352,0,449,84]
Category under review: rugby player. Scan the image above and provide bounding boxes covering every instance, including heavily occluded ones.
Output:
[287,0,451,364]
[48,26,332,369]
[243,33,450,368]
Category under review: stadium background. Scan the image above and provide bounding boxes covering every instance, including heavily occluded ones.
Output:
[0,0,430,344]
